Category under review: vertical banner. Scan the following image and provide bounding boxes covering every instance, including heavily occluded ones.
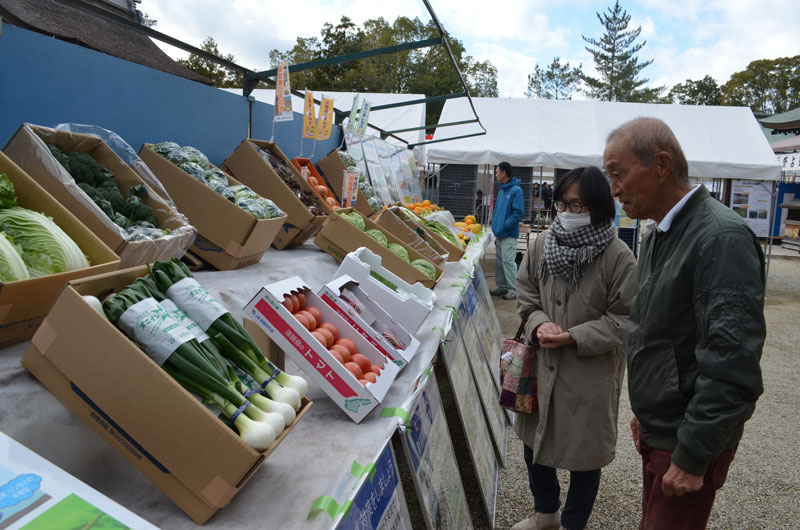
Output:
[316,96,335,141]
[302,90,317,139]
[345,94,361,141]
[337,440,413,530]
[399,371,474,530]
[357,99,371,139]
[274,60,293,122]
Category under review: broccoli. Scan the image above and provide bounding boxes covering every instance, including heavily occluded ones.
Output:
[0,174,17,209]
[152,142,191,165]
[96,186,130,217]
[127,198,157,227]
[48,145,70,171]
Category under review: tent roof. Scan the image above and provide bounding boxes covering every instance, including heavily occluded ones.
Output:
[0,0,212,85]
[428,98,781,181]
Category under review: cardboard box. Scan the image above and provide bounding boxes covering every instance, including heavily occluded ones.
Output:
[291,157,341,208]
[333,247,435,333]
[320,275,420,368]
[21,266,311,524]
[317,150,378,218]
[244,276,400,423]
[314,208,443,289]
[392,206,466,262]
[374,207,449,267]
[3,124,195,268]
[140,144,287,270]
[222,140,329,250]
[0,151,120,348]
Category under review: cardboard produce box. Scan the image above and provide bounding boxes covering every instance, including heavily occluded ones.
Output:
[314,208,443,289]
[3,124,195,268]
[222,140,330,250]
[291,157,341,208]
[244,276,400,423]
[317,150,378,218]
[393,206,466,262]
[320,275,420,368]
[374,207,449,267]
[21,266,311,524]
[0,151,120,348]
[140,144,287,270]
[333,247,435,333]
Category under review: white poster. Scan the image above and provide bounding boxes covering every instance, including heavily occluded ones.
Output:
[731,180,773,237]
[440,330,499,527]
[400,371,473,530]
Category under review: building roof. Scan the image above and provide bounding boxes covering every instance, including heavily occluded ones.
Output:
[0,0,212,85]
[758,107,800,133]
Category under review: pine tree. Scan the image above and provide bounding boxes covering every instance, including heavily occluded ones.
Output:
[581,1,663,102]
[526,57,583,100]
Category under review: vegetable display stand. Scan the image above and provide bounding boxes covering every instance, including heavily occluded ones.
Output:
[395,206,466,262]
[140,144,287,270]
[21,266,311,525]
[222,140,330,250]
[244,276,400,423]
[291,157,340,209]
[3,124,196,268]
[313,208,443,289]
[0,151,120,348]
[332,247,435,333]
[317,150,379,218]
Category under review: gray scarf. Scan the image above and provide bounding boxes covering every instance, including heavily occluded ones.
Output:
[539,217,616,294]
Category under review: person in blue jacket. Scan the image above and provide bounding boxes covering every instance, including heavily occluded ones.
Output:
[491,161,525,300]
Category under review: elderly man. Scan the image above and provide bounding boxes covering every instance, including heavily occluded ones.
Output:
[603,117,765,530]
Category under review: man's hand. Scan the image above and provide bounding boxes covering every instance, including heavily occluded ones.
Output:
[662,461,704,497]
[630,417,642,455]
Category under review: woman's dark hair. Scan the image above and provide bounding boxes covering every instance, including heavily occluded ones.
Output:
[552,166,615,226]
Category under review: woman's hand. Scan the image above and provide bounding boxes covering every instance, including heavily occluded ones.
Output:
[535,322,563,342]
[539,331,574,349]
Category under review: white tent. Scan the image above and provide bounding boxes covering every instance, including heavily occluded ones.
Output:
[427,98,781,181]
[225,89,428,163]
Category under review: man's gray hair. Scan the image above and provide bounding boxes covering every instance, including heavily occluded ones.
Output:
[607,117,690,186]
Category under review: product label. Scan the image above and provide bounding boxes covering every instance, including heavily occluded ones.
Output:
[166,278,228,331]
[160,299,211,342]
[119,298,194,366]
[254,297,358,398]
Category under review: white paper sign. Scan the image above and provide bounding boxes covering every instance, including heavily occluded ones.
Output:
[118,298,195,366]
[166,277,228,331]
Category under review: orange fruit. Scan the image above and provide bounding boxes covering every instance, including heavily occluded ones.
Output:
[344,361,363,379]
[328,349,344,363]
[330,344,351,363]
[305,306,322,328]
[350,353,371,374]
[335,338,358,356]
[320,322,339,341]
[363,372,377,384]
[314,327,334,348]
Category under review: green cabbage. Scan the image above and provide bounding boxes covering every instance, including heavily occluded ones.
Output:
[0,207,89,277]
[365,228,388,247]
[411,258,436,280]
[341,212,366,231]
[0,233,30,282]
[387,243,410,262]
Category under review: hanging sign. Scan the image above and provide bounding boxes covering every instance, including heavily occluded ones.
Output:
[777,153,799,174]
[357,99,371,139]
[274,60,293,122]
[302,90,317,139]
[316,96,335,141]
[342,170,358,208]
[346,94,361,138]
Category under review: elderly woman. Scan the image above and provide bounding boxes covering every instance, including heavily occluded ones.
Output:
[511,167,637,530]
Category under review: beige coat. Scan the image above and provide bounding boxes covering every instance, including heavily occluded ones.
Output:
[514,230,636,471]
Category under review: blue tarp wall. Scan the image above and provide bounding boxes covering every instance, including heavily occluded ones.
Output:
[0,24,341,165]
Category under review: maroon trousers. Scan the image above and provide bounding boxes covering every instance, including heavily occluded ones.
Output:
[639,438,737,530]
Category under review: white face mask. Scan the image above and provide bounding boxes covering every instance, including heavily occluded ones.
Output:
[557,211,592,231]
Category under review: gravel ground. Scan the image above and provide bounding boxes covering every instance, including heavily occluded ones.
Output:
[483,243,800,530]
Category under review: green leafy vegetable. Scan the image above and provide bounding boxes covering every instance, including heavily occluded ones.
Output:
[0,206,89,277]
[411,258,436,280]
[387,243,410,262]
[0,174,16,209]
[0,232,30,282]
[340,212,366,231]
[365,228,388,247]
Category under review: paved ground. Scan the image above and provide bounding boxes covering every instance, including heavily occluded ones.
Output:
[485,239,800,530]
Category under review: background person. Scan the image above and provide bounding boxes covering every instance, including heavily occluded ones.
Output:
[491,161,524,300]
[603,117,765,530]
[513,166,636,530]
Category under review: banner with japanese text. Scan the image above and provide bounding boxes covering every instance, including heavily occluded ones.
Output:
[357,99,371,139]
[302,90,317,139]
[274,60,293,122]
[316,96,335,141]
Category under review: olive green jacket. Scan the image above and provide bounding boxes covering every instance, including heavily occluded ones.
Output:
[629,186,765,475]
[515,231,636,471]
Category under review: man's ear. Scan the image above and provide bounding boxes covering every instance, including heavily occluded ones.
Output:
[655,151,674,183]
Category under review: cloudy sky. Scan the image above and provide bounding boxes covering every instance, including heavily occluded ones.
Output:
[140,0,799,97]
